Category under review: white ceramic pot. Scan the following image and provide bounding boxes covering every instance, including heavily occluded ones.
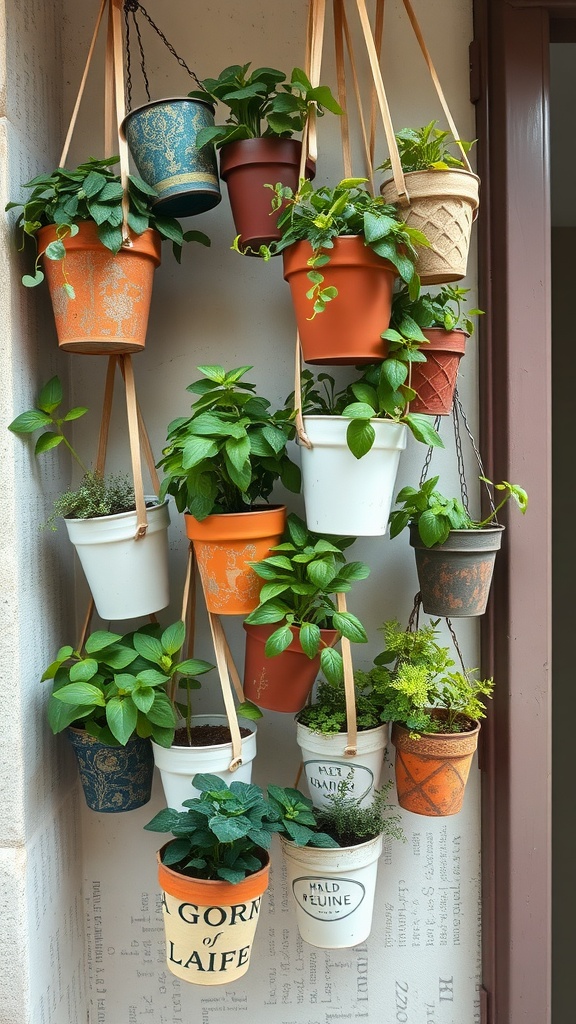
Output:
[64,497,170,620]
[280,833,383,948]
[296,722,388,809]
[300,416,407,536]
[152,715,258,809]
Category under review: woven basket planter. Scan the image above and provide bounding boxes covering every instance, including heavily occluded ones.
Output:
[381,169,479,284]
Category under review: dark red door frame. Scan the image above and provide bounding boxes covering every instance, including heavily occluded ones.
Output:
[473,2,556,1022]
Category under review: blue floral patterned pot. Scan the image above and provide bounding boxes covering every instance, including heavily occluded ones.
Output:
[122,97,221,217]
[67,728,154,812]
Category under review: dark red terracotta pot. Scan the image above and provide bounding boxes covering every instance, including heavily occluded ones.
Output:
[243,623,339,713]
[283,236,396,364]
[219,138,314,253]
[410,328,467,415]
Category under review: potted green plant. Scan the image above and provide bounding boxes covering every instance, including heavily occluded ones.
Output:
[292,364,442,536]
[356,619,493,816]
[243,513,369,712]
[379,121,479,284]
[264,177,426,363]
[158,364,301,615]
[389,475,528,616]
[389,284,484,415]
[143,773,336,984]
[8,376,171,620]
[296,671,389,810]
[43,620,214,812]
[5,157,209,353]
[272,779,404,948]
[190,63,341,251]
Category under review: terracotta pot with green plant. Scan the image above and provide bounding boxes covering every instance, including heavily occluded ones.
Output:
[144,773,337,983]
[389,476,528,617]
[380,122,479,284]
[158,365,301,615]
[8,376,171,620]
[357,619,494,816]
[263,177,426,364]
[243,513,369,712]
[389,284,484,415]
[6,157,209,354]
[42,620,213,812]
[191,64,341,252]
[290,364,442,536]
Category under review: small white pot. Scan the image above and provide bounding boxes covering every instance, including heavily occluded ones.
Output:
[296,722,388,809]
[64,497,170,620]
[152,715,258,809]
[300,416,407,536]
[280,834,383,948]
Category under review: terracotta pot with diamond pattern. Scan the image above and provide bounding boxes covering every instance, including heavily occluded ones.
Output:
[409,327,467,415]
[391,714,480,816]
[380,169,479,284]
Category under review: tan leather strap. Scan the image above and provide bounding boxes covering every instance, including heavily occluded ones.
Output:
[117,359,161,491]
[59,0,108,166]
[111,0,131,242]
[341,1,374,190]
[354,0,407,203]
[333,0,352,178]
[307,0,326,166]
[104,1,115,159]
[121,355,148,538]
[337,592,357,755]
[401,0,472,172]
[207,613,243,770]
[294,333,312,449]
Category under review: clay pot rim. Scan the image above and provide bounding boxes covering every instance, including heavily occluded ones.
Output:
[63,494,168,526]
[158,844,270,902]
[37,221,162,264]
[409,522,506,540]
[219,136,316,174]
[420,326,469,349]
[391,715,480,741]
[283,234,397,277]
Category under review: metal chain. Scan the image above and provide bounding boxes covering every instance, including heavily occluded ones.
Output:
[446,618,468,675]
[122,0,202,111]
[418,415,442,487]
[452,393,470,512]
[454,388,496,517]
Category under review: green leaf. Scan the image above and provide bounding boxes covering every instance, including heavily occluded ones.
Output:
[236,701,263,721]
[22,271,45,287]
[264,625,294,657]
[161,621,186,655]
[332,612,367,643]
[306,559,337,588]
[146,692,177,728]
[53,681,105,706]
[100,647,138,670]
[245,602,290,625]
[44,240,66,261]
[132,686,155,714]
[143,808,183,833]
[37,376,63,413]
[346,419,376,459]
[85,631,123,653]
[381,358,408,391]
[34,432,63,455]
[8,410,53,434]
[62,406,88,422]
[175,658,213,676]
[299,622,321,658]
[342,401,376,420]
[225,434,251,473]
[132,633,165,666]
[320,646,343,685]
[257,582,290,603]
[404,413,444,448]
[181,435,219,470]
[106,697,138,745]
[136,669,170,687]
[209,815,252,843]
[418,510,450,547]
[69,659,99,683]
[287,515,309,547]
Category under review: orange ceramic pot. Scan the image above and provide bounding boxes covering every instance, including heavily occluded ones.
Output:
[185,506,286,615]
[409,328,467,415]
[38,222,161,354]
[243,623,339,713]
[283,236,396,364]
[158,847,269,985]
[391,716,480,816]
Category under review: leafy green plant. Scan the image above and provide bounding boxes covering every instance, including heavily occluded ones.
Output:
[314,778,404,847]
[354,619,494,735]
[379,121,475,173]
[8,375,148,527]
[191,64,341,149]
[389,474,529,547]
[144,773,337,883]
[251,177,426,308]
[244,513,369,684]
[297,673,382,735]
[391,283,484,339]
[158,365,301,520]
[43,620,214,748]
[5,157,210,293]
[290,364,443,458]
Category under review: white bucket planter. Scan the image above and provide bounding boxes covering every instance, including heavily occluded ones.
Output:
[300,416,407,536]
[296,722,388,809]
[280,834,383,948]
[64,497,170,620]
[152,715,258,809]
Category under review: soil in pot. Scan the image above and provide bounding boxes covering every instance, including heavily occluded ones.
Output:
[173,724,252,746]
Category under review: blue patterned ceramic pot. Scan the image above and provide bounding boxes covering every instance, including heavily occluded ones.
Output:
[122,97,221,217]
[67,728,154,812]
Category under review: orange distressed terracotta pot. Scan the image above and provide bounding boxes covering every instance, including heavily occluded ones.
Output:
[184,506,286,615]
[391,717,480,816]
[243,623,339,713]
[283,236,397,365]
[158,846,269,985]
[409,328,467,416]
[38,222,161,354]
